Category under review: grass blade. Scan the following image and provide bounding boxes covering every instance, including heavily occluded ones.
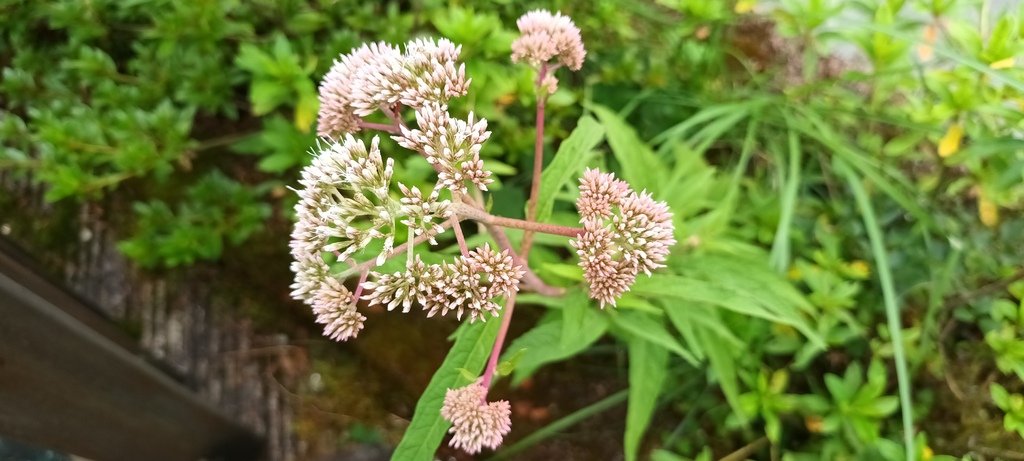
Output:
[489,390,629,460]
[769,127,802,272]
[839,162,914,461]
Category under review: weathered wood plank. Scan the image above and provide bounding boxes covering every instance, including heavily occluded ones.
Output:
[0,240,263,460]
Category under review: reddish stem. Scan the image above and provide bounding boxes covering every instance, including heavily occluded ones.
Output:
[520,63,549,257]
[480,292,517,391]
[450,215,471,257]
[451,202,582,238]
[351,268,370,303]
[357,120,401,134]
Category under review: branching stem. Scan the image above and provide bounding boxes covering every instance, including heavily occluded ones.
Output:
[357,120,401,134]
[452,202,582,238]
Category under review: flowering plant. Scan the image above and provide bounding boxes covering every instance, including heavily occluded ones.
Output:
[288,9,675,455]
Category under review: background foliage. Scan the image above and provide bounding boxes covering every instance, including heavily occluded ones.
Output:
[3,0,1024,459]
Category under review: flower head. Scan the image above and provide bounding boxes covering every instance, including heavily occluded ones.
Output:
[572,223,638,307]
[316,38,470,137]
[398,183,451,243]
[423,245,522,322]
[572,169,675,307]
[317,43,398,137]
[395,103,493,193]
[441,381,512,454]
[577,168,630,222]
[308,135,397,263]
[362,254,434,313]
[310,276,365,341]
[512,10,586,71]
[289,135,449,334]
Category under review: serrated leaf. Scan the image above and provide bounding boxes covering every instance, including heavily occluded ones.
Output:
[505,310,607,385]
[696,324,744,421]
[591,104,663,191]
[391,319,502,461]
[624,333,669,461]
[612,311,697,365]
[535,115,604,223]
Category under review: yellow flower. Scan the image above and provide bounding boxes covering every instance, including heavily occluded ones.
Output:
[978,190,999,228]
[938,123,963,158]
[990,57,1015,69]
[846,260,870,279]
[735,0,756,14]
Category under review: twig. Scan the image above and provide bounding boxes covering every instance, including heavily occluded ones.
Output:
[357,120,401,134]
[481,292,517,391]
[351,268,370,303]
[452,202,583,238]
[520,63,549,257]
[379,104,408,131]
[450,215,471,257]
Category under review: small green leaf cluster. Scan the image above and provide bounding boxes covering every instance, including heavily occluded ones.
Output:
[117,171,270,268]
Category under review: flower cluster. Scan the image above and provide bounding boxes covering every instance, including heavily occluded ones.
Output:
[440,381,512,454]
[362,244,523,323]
[511,9,586,93]
[289,135,453,341]
[294,9,676,457]
[572,169,676,307]
[395,103,493,193]
[317,39,470,138]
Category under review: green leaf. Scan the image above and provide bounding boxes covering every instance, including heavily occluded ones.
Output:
[591,104,663,191]
[505,311,608,385]
[497,348,527,377]
[992,383,1010,407]
[391,319,502,461]
[535,115,604,223]
[539,263,584,281]
[561,290,595,349]
[769,127,802,272]
[696,324,744,421]
[624,333,669,461]
[249,79,293,115]
[632,272,821,346]
[612,311,698,365]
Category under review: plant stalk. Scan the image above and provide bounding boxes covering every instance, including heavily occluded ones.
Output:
[357,120,401,134]
[480,292,517,391]
[520,63,549,257]
[452,202,582,238]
